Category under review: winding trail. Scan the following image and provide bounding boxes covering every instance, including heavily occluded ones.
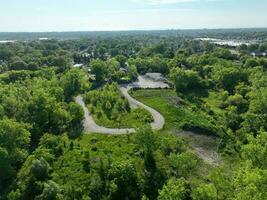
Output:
[75,95,135,134]
[120,86,165,130]
[75,80,166,134]
[75,75,221,165]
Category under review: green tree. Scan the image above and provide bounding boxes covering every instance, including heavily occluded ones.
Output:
[37,180,61,200]
[0,147,15,194]
[168,151,198,177]
[241,131,267,168]
[115,55,127,68]
[90,59,107,84]
[158,178,190,200]
[31,157,50,181]
[60,68,89,99]
[192,183,217,200]
[170,67,203,93]
[231,164,267,200]
[0,119,30,166]
[108,161,140,200]
[213,67,248,93]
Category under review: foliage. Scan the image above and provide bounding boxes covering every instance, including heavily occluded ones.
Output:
[158,178,191,200]
[83,83,152,128]
[0,32,266,200]
[170,67,204,93]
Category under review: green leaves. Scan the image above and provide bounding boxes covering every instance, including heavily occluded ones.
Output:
[31,157,50,181]
[158,178,190,200]
[0,119,30,166]
[241,131,267,169]
[170,67,203,93]
[192,184,217,200]
[60,68,90,99]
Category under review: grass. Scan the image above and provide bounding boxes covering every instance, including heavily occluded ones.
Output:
[132,89,222,168]
[132,89,217,135]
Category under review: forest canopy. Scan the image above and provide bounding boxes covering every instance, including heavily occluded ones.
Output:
[0,30,266,200]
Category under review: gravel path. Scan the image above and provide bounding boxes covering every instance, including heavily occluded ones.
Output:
[75,75,221,165]
[120,86,165,130]
[75,76,166,134]
[75,95,135,134]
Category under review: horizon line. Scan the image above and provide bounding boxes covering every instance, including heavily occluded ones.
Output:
[0,27,267,34]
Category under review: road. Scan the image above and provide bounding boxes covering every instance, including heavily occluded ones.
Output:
[75,75,221,165]
[120,86,165,130]
[75,78,166,134]
[75,95,135,134]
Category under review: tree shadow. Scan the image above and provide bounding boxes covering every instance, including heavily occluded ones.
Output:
[67,123,84,139]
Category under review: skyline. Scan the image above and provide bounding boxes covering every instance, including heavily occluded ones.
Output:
[0,0,267,32]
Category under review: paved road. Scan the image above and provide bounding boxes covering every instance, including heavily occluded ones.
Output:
[75,95,135,134]
[75,84,165,134]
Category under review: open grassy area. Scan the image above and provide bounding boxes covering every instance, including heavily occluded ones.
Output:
[131,89,224,166]
[132,89,217,135]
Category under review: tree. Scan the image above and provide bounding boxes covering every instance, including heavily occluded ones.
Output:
[90,59,107,84]
[231,164,267,200]
[60,68,89,99]
[226,94,248,113]
[158,178,190,200]
[168,151,198,177]
[213,48,235,60]
[37,180,61,200]
[213,67,248,93]
[9,58,27,70]
[0,119,30,166]
[241,131,267,168]
[31,157,50,181]
[135,126,157,153]
[241,87,267,134]
[52,56,71,73]
[108,161,140,200]
[0,147,15,194]
[192,184,217,200]
[28,91,71,140]
[170,67,203,93]
[106,59,121,82]
[115,55,127,68]
[245,58,259,68]
[127,64,138,81]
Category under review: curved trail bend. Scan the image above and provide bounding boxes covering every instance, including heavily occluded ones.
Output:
[75,84,165,135]
[75,74,221,165]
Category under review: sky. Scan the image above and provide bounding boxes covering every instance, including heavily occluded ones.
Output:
[0,0,267,32]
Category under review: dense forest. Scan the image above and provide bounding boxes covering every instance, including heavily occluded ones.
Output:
[0,30,266,200]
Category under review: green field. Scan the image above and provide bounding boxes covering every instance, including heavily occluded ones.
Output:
[132,89,217,136]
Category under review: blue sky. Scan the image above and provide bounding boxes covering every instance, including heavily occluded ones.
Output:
[0,0,267,32]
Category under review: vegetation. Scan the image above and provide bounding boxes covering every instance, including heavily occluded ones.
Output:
[83,83,152,128]
[0,30,266,200]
